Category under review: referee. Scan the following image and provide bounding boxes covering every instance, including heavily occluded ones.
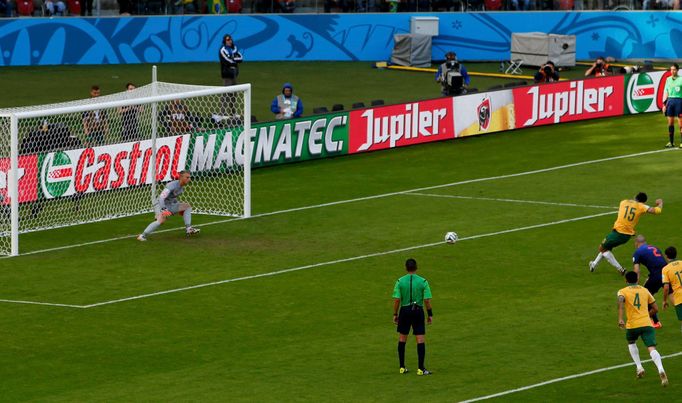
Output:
[392,258,433,375]
[662,63,682,148]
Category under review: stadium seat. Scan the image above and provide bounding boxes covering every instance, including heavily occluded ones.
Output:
[351,102,365,109]
[370,99,385,106]
[313,106,329,114]
[331,104,344,112]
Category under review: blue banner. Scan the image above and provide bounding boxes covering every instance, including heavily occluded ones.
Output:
[0,12,681,66]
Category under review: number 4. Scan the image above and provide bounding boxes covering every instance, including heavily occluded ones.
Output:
[633,293,641,309]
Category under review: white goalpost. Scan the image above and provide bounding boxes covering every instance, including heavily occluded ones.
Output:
[0,68,251,256]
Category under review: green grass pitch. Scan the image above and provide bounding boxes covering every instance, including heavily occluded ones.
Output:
[1,63,682,401]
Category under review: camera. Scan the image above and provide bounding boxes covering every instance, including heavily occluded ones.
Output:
[543,65,553,75]
[446,60,460,70]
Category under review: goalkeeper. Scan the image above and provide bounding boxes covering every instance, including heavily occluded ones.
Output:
[137,170,200,241]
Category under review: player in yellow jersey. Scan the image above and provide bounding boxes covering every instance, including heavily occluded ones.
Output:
[618,271,668,386]
[590,193,663,274]
[662,247,682,333]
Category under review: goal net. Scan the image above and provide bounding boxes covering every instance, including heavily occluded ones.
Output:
[0,80,251,256]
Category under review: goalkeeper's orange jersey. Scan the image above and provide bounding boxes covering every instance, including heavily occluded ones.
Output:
[613,199,649,236]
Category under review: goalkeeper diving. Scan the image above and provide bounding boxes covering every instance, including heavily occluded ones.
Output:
[137,170,201,241]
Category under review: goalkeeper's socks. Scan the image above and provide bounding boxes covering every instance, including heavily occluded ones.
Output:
[417,343,426,370]
[183,206,192,227]
[143,221,161,236]
[398,341,406,368]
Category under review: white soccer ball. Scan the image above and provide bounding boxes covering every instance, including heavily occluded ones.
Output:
[445,231,459,244]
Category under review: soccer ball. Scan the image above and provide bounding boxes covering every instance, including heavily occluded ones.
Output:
[444,232,458,244]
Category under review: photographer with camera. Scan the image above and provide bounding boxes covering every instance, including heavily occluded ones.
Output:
[436,51,470,96]
[533,61,560,84]
[585,56,611,77]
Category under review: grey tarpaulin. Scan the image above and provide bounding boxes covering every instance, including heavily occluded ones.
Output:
[511,32,576,67]
[391,34,432,68]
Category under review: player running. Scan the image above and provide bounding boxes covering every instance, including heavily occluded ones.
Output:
[590,193,662,275]
[632,235,667,328]
[662,247,682,334]
[137,170,201,241]
[618,271,668,386]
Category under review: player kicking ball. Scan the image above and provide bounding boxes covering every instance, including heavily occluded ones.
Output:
[618,271,668,386]
[590,193,662,275]
[137,170,200,241]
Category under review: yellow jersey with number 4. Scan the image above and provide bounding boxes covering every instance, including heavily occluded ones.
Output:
[613,200,649,235]
[662,260,682,305]
[618,285,655,329]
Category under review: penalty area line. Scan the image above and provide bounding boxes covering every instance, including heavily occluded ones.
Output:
[0,209,614,309]
[1,147,667,259]
[459,351,682,402]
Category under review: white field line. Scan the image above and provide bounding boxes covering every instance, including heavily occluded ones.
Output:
[0,299,85,309]
[405,192,616,209]
[459,351,682,402]
[0,147,668,260]
[0,210,615,309]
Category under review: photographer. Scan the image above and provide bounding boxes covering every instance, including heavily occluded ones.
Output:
[585,56,611,77]
[533,61,560,84]
[435,51,470,96]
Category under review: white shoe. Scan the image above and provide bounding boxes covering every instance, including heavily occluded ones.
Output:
[589,261,596,272]
[186,227,201,236]
[618,267,626,276]
[636,368,645,379]
[660,371,668,387]
[137,234,147,242]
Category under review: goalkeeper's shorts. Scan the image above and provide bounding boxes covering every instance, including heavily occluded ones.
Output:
[155,202,180,216]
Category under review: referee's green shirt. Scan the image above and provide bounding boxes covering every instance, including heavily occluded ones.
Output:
[665,75,682,99]
[392,273,432,307]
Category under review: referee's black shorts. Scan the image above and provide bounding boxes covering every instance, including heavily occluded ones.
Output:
[397,305,426,335]
[666,98,682,117]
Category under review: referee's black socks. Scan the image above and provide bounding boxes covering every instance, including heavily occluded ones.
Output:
[398,341,406,368]
[417,343,426,370]
[669,125,674,143]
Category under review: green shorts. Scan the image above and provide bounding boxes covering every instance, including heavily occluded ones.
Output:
[675,304,682,321]
[626,326,657,347]
[601,230,632,251]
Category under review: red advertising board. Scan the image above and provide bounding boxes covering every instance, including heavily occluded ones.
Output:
[0,155,39,205]
[348,98,455,153]
[513,76,624,128]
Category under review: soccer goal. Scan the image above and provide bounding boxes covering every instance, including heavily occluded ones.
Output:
[0,69,251,256]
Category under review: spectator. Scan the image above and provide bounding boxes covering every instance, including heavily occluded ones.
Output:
[275,0,294,11]
[0,0,14,16]
[44,0,66,14]
[534,61,560,83]
[79,0,90,15]
[174,0,197,13]
[585,56,611,77]
[435,51,470,96]
[271,83,303,120]
[119,82,143,142]
[82,85,109,146]
[118,0,133,14]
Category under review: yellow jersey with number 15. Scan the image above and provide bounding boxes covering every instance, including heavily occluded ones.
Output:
[613,200,649,235]
[662,260,682,305]
[617,285,655,329]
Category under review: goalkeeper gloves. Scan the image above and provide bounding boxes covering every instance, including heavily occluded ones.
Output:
[161,208,172,217]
